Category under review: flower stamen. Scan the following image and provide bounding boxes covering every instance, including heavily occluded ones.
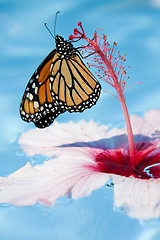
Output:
[69,23,136,168]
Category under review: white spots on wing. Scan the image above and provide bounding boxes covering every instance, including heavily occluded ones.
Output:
[50,76,54,82]
[21,111,25,115]
[26,93,33,101]
[35,87,38,94]
[33,101,39,108]
[30,79,34,84]
[32,83,36,89]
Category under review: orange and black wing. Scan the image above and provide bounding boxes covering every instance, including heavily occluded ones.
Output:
[20,51,101,128]
[20,50,66,128]
[49,53,101,113]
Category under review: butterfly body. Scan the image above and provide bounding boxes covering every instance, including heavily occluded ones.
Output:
[20,35,101,128]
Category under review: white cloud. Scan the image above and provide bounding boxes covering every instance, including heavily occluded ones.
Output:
[151,0,160,8]
[0,13,23,36]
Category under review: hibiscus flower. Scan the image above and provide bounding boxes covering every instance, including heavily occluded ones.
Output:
[0,23,160,221]
[0,109,160,220]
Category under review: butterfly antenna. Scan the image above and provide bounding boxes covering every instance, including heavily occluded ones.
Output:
[44,22,55,39]
[54,11,60,37]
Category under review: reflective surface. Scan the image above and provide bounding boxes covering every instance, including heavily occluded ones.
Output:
[1,0,160,239]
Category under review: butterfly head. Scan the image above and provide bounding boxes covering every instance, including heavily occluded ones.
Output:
[55,35,76,58]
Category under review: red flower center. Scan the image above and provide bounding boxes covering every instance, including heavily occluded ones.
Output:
[95,142,160,179]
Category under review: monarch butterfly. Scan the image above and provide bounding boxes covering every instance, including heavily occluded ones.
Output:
[20,29,101,128]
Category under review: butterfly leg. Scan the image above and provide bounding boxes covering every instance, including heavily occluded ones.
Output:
[77,50,98,59]
[76,36,97,58]
[76,36,95,49]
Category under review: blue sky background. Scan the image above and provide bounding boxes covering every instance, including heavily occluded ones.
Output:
[1,0,160,239]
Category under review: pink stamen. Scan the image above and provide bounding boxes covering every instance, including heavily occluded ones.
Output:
[70,22,136,168]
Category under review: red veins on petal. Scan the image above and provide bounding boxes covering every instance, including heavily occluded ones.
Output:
[95,142,160,179]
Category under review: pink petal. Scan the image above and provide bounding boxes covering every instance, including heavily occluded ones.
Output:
[10,109,160,217]
[131,109,160,138]
[19,120,110,157]
[0,156,109,206]
[19,120,128,160]
[113,175,160,220]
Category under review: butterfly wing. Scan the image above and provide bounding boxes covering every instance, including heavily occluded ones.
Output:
[50,53,101,113]
[20,49,101,128]
[20,50,66,128]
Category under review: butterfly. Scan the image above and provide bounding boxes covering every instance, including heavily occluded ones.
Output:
[20,35,101,128]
